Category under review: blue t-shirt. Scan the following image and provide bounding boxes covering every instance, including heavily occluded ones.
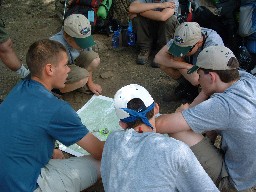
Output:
[0,79,88,192]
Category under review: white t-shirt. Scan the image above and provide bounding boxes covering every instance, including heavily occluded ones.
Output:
[101,129,219,192]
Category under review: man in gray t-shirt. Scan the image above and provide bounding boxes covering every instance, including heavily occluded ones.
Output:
[156,46,256,191]
[128,0,179,65]
[101,84,219,192]
[154,22,224,103]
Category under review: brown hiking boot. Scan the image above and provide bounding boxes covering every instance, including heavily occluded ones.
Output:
[136,49,150,65]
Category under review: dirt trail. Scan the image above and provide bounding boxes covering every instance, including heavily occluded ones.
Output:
[0,0,180,114]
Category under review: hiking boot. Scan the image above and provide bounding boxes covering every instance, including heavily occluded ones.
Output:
[136,49,150,65]
[151,61,160,68]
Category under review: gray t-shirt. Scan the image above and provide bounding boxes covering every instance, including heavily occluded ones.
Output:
[167,28,224,64]
[101,129,219,192]
[50,30,80,64]
[182,71,256,190]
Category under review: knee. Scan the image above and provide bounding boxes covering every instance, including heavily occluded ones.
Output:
[189,78,199,86]
[78,78,88,87]
[159,64,166,71]
[165,16,179,28]
[88,57,100,71]
[154,53,162,65]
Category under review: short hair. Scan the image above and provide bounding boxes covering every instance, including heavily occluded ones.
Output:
[124,98,154,128]
[26,39,67,77]
[201,68,240,83]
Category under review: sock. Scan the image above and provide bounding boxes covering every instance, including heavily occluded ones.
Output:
[16,64,30,78]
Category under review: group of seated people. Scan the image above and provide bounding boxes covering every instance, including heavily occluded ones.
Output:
[0,0,256,191]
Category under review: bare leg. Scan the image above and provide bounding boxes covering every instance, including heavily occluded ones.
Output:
[0,38,29,78]
[60,77,88,93]
[170,129,204,147]
[160,65,182,80]
[154,45,199,86]
[86,57,102,95]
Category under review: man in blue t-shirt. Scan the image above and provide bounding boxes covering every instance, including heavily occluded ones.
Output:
[156,45,256,191]
[0,39,104,192]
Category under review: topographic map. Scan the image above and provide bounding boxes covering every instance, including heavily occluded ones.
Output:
[59,95,121,156]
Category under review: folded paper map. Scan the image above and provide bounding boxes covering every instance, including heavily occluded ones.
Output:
[59,95,121,157]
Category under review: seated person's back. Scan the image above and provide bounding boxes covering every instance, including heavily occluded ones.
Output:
[101,84,219,192]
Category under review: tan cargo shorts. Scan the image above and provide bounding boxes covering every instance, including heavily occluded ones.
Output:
[191,137,255,192]
[67,50,99,84]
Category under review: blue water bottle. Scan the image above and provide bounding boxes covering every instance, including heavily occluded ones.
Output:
[127,21,136,46]
[112,30,120,48]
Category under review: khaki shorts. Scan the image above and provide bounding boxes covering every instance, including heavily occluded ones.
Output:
[191,137,255,192]
[0,19,9,43]
[191,137,225,184]
[67,50,99,84]
[34,156,98,192]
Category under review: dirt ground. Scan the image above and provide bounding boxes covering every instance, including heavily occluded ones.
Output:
[0,0,179,191]
[1,1,255,192]
[0,0,181,114]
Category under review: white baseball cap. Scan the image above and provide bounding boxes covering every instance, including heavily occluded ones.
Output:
[114,84,154,128]
[64,14,95,49]
[187,45,239,74]
[168,22,202,57]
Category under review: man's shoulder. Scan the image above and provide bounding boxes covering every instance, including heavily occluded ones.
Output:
[50,30,67,46]
[202,28,224,47]
[149,133,188,150]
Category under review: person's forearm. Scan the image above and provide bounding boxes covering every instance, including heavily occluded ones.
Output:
[168,58,192,69]
[87,72,93,86]
[129,2,164,13]
[155,49,191,69]
[156,112,190,134]
[189,91,209,107]
[140,8,174,21]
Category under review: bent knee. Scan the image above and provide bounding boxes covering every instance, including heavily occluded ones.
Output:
[88,57,100,71]
[78,78,88,87]
[189,79,199,86]
[154,53,163,66]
